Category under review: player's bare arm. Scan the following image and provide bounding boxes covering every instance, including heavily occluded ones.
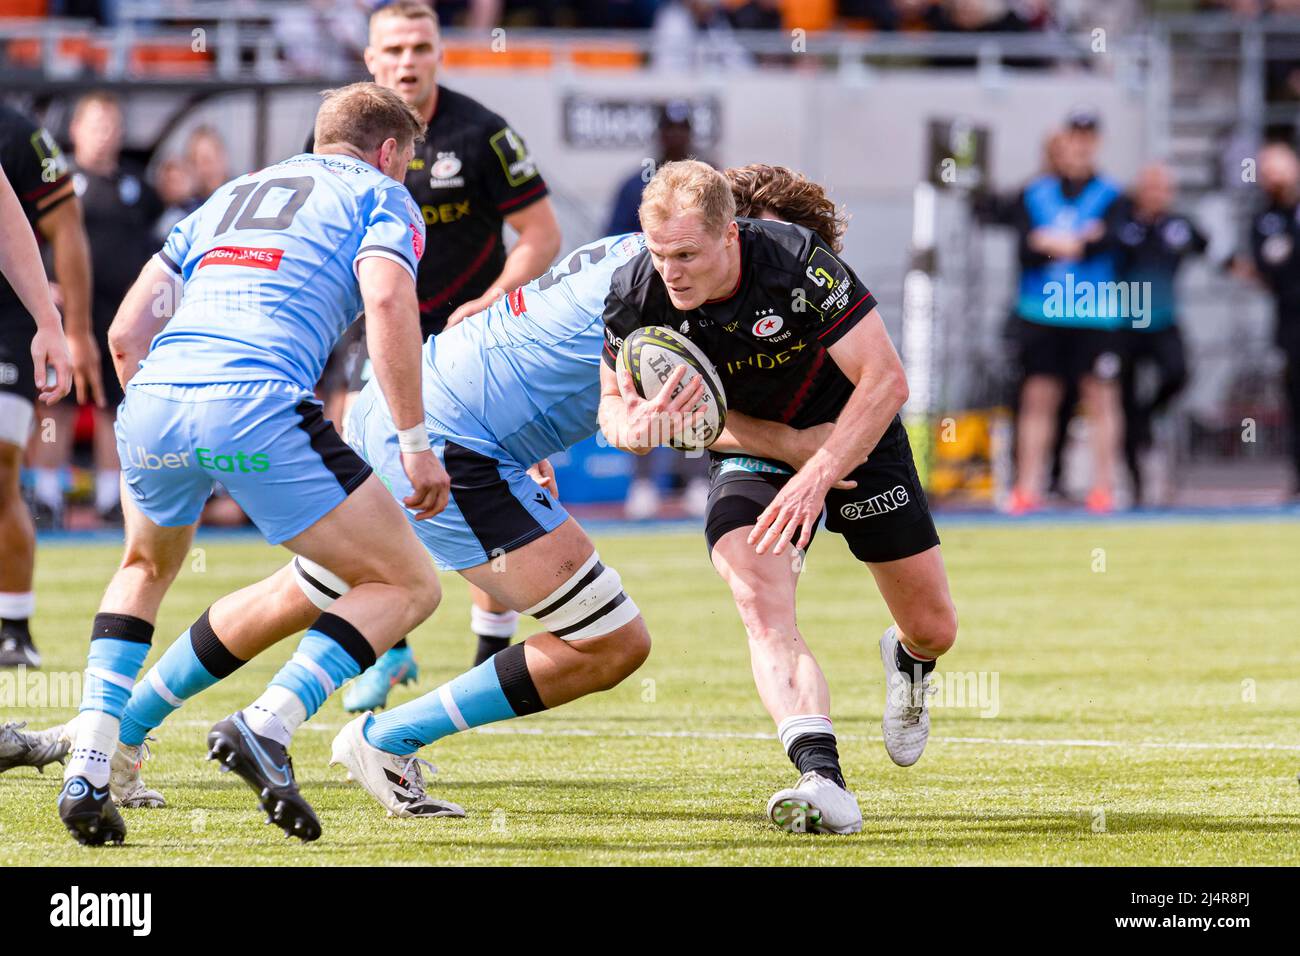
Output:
[446,197,562,327]
[106,259,180,388]
[358,254,449,520]
[598,361,704,454]
[749,308,907,555]
[710,416,856,488]
[36,189,103,407]
[0,167,70,403]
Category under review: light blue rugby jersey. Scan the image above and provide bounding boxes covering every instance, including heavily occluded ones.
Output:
[421,232,644,467]
[133,153,425,392]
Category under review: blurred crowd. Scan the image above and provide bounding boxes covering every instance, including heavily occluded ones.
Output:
[28,0,1062,33]
[975,108,1300,510]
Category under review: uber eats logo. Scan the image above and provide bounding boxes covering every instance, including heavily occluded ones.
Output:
[197,447,269,474]
[123,445,269,473]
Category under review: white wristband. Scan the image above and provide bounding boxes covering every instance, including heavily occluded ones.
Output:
[396,424,430,453]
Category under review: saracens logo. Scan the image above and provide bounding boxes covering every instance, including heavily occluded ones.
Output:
[753,313,784,338]
[430,153,462,179]
[840,484,910,520]
[428,152,465,189]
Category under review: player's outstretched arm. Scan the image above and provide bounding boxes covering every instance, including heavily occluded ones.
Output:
[749,308,907,556]
[358,255,449,520]
[36,193,102,407]
[0,166,71,403]
[107,259,180,389]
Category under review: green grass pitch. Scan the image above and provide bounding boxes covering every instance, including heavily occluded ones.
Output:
[2,519,1298,865]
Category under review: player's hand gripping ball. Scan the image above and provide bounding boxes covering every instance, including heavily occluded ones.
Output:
[618,326,728,451]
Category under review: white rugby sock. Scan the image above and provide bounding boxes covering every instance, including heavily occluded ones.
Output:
[95,470,120,513]
[0,591,35,621]
[33,468,63,510]
[470,606,518,639]
[245,685,307,746]
[64,711,119,788]
[776,714,835,755]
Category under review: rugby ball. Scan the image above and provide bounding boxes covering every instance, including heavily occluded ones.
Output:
[618,326,727,451]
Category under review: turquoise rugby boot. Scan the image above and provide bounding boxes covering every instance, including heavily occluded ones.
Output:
[342,646,419,712]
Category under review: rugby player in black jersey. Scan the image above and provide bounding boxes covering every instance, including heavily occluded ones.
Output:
[599,161,959,833]
[316,0,563,703]
[0,105,96,670]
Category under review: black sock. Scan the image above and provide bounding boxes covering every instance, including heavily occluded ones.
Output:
[492,642,544,715]
[787,733,846,789]
[392,638,408,651]
[895,638,936,682]
[2,618,30,640]
[189,607,244,678]
[473,634,510,667]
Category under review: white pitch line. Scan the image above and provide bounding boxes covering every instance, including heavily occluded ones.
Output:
[168,720,1300,752]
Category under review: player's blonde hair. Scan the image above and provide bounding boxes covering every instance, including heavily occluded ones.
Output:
[370,0,438,38]
[314,82,426,153]
[725,163,848,253]
[639,159,736,237]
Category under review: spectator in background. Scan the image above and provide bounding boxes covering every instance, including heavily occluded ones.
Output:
[1099,163,1208,506]
[731,0,783,30]
[606,101,711,519]
[34,92,162,526]
[607,101,694,234]
[185,125,230,203]
[152,154,197,242]
[1229,141,1300,499]
[653,0,751,71]
[275,0,369,77]
[988,109,1126,514]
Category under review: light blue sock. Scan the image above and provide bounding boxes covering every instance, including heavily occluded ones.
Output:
[364,657,515,755]
[269,630,366,720]
[82,638,151,719]
[120,635,211,746]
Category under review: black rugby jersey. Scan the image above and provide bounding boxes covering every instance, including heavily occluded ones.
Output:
[307,85,548,338]
[1249,199,1300,346]
[0,105,73,324]
[600,218,878,430]
[72,161,163,328]
[1095,197,1206,331]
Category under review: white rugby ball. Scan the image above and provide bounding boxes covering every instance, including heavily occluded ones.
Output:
[618,326,727,451]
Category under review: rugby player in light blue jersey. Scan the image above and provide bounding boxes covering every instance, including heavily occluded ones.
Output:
[26,168,841,826]
[56,83,451,846]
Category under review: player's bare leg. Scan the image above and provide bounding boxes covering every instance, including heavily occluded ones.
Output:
[1080,373,1122,512]
[867,544,958,767]
[206,474,440,841]
[91,406,122,523]
[38,561,330,807]
[467,583,518,666]
[330,517,649,817]
[25,402,74,529]
[710,526,860,834]
[1010,373,1064,513]
[0,439,39,667]
[59,494,196,844]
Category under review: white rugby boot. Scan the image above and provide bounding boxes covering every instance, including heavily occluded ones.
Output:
[766,771,863,834]
[57,716,166,808]
[330,713,466,819]
[111,741,166,808]
[879,625,933,767]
